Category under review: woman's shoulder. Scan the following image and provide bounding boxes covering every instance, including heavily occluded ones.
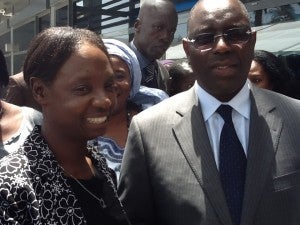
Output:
[21,107,43,123]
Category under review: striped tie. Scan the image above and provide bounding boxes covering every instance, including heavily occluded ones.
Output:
[142,63,158,88]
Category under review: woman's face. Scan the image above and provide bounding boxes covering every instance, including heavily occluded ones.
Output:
[248,60,273,90]
[41,42,117,141]
[110,55,131,114]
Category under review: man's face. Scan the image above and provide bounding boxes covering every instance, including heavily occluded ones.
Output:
[134,7,178,61]
[183,0,256,102]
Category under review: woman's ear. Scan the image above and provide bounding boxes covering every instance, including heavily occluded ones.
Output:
[30,77,48,105]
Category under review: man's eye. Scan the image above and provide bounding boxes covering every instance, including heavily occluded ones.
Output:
[153,25,162,31]
[194,34,214,45]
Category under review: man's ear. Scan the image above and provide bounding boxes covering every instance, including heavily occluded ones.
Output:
[134,18,142,33]
[250,30,257,48]
[182,38,190,58]
[30,77,49,105]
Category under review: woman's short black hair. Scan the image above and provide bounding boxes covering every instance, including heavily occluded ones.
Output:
[253,50,293,93]
[0,48,9,87]
[23,26,109,86]
[168,59,193,80]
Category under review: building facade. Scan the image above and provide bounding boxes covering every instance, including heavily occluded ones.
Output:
[0,0,299,75]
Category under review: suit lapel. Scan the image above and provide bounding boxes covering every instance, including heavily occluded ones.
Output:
[173,88,233,225]
[241,88,282,225]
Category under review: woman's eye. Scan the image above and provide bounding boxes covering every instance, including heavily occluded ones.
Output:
[73,85,90,95]
[114,73,125,81]
[105,81,117,93]
[250,78,262,84]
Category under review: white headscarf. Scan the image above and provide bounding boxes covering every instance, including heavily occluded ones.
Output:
[103,39,142,100]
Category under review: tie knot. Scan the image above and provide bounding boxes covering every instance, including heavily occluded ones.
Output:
[217,105,233,123]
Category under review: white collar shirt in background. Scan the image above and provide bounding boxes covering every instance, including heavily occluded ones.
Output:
[195,80,251,169]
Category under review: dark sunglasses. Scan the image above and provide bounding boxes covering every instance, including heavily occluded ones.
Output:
[186,27,253,51]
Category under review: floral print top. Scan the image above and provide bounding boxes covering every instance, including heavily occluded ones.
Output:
[0,125,130,225]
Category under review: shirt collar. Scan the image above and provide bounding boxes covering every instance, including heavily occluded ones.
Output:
[195,80,251,121]
[130,41,151,70]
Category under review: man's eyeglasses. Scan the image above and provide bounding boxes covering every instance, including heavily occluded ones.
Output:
[185,27,253,51]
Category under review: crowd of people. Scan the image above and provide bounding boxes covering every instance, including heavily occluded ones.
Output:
[0,0,300,224]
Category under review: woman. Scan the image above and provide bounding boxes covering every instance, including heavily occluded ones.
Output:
[90,39,142,180]
[0,27,130,225]
[248,50,293,94]
[167,59,196,96]
[0,49,42,158]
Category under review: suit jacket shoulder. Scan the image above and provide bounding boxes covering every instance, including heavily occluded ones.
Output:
[136,87,197,117]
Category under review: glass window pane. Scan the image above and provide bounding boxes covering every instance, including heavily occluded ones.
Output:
[13,21,35,52]
[0,32,11,54]
[13,53,26,74]
[5,56,11,76]
[56,6,68,26]
[39,13,50,32]
[250,3,300,26]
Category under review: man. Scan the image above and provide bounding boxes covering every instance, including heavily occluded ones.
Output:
[118,0,300,225]
[130,0,178,91]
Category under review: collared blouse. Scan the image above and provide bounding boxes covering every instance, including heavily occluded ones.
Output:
[0,125,130,225]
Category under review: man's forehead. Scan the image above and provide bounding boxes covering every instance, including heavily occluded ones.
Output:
[188,0,248,31]
[201,0,231,12]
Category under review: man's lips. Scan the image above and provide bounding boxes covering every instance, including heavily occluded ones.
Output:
[210,60,238,70]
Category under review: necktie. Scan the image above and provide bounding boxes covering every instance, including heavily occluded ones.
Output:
[217,105,247,225]
[142,63,158,88]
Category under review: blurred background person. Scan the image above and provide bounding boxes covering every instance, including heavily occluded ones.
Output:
[0,49,42,158]
[131,85,169,110]
[90,39,142,180]
[130,0,178,91]
[167,59,196,96]
[248,50,293,95]
[0,27,130,225]
[160,59,176,72]
[5,71,41,111]
[285,75,300,100]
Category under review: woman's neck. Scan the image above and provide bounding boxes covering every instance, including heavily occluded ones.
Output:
[41,122,94,179]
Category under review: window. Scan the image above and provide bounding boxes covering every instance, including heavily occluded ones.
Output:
[13,21,35,52]
[56,6,68,26]
[39,13,50,32]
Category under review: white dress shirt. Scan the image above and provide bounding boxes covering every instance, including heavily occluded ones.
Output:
[195,81,251,169]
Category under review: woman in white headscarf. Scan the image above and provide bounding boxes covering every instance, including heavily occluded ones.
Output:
[89,39,143,181]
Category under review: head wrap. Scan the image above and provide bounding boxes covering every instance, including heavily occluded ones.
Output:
[103,39,142,99]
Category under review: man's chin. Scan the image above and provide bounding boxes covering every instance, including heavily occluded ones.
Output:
[149,48,167,60]
[150,53,164,60]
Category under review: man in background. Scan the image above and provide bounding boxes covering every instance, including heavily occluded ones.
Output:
[119,0,300,224]
[130,0,178,92]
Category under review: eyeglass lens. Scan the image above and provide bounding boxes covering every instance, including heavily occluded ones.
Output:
[191,27,251,50]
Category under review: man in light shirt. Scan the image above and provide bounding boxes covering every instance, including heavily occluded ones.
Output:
[118,0,300,224]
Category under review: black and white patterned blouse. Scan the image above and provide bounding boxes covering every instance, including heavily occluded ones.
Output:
[0,126,130,225]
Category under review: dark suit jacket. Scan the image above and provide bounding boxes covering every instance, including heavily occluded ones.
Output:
[118,85,300,225]
[129,41,169,92]
[5,72,41,111]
